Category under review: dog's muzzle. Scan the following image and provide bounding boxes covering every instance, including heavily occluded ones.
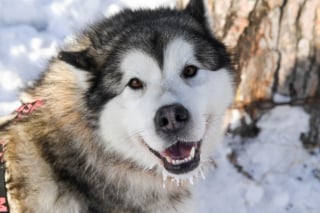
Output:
[150,104,201,174]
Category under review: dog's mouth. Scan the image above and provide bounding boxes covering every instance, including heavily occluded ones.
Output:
[149,141,201,174]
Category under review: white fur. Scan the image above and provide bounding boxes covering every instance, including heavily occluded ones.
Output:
[68,64,90,89]
[34,182,82,213]
[98,37,234,178]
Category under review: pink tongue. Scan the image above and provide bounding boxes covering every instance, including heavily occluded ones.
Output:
[164,142,193,160]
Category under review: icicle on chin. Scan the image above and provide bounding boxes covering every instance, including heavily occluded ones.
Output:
[161,165,208,189]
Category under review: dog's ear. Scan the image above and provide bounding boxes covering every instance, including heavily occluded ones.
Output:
[185,0,213,35]
[58,47,100,89]
[58,47,98,72]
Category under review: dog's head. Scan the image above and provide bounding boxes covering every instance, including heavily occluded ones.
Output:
[58,0,235,180]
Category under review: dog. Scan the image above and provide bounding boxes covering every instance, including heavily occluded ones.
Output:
[0,0,235,212]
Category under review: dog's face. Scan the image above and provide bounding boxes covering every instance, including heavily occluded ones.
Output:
[100,37,234,176]
[59,0,235,180]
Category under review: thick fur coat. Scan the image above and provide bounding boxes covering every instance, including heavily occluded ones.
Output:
[0,0,235,212]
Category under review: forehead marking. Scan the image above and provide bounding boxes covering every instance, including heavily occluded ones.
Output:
[163,37,197,76]
[120,49,161,81]
[120,38,197,87]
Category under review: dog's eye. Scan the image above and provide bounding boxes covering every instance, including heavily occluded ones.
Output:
[128,78,144,90]
[182,65,198,78]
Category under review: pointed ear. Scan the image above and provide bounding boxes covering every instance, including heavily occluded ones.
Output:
[185,0,213,34]
[58,47,98,71]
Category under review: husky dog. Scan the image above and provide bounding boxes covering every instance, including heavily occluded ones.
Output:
[0,0,235,212]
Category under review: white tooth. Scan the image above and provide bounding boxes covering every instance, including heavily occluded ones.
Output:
[165,156,172,163]
[190,147,195,158]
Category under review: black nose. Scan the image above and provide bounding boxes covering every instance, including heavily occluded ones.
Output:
[154,104,189,133]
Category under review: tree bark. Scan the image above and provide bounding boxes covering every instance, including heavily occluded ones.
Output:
[207,0,320,147]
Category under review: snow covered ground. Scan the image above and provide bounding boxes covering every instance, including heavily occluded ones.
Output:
[0,1,319,212]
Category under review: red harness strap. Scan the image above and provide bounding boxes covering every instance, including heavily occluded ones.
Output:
[14,99,45,120]
[0,99,44,213]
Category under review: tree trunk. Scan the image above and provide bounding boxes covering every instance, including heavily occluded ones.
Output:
[205,0,320,148]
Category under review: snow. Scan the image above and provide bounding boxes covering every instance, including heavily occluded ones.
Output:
[273,93,291,103]
[0,1,319,212]
[196,106,320,213]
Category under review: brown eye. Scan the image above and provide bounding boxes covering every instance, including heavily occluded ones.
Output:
[128,78,144,90]
[182,65,198,78]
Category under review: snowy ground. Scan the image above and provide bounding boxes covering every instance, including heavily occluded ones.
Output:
[0,1,319,212]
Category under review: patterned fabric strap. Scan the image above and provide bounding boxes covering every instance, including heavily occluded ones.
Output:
[0,99,44,212]
[0,139,9,213]
[15,100,45,120]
